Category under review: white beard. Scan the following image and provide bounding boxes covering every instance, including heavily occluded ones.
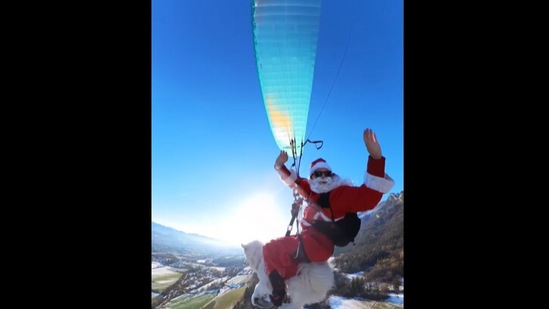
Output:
[309,175,353,193]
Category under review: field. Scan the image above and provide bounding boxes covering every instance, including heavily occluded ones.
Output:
[152,265,185,291]
[203,287,247,309]
[163,294,216,309]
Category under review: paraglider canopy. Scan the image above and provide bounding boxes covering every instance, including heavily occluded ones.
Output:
[251,0,322,156]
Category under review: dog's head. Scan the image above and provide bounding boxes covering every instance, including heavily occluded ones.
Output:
[241,240,264,271]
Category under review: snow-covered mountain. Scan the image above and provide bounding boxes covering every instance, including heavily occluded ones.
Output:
[359,191,404,220]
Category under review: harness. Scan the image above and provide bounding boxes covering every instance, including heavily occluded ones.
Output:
[283,138,325,263]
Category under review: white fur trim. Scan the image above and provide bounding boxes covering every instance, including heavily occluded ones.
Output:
[281,169,298,187]
[364,172,395,193]
[314,210,332,222]
[310,161,331,175]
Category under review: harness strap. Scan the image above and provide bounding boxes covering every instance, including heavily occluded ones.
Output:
[285,188,303,237]
[292,233,310,263]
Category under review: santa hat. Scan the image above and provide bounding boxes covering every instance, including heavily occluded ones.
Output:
[310,158,332,175]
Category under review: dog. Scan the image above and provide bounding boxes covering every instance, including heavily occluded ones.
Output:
[242,240,334,309]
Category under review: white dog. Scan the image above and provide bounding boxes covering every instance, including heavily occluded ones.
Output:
[242,240,334,309]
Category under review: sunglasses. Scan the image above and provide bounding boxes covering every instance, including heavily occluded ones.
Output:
[312,171,333,178]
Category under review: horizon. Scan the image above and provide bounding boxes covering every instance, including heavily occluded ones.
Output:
[152,190,402,246]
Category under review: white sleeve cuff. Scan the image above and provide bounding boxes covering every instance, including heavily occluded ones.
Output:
[364,172,395,193]
[281,169,298,187]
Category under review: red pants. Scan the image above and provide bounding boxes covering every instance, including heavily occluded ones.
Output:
[262,228,334,279]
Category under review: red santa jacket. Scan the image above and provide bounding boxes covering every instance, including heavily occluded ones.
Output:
[278,156,394,261]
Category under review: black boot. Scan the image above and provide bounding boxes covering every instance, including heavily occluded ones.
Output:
[268,270,286,307]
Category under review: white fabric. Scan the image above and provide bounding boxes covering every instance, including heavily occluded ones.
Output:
[310,161,331,175]
[364,171,395,193]
[281,169,298,186]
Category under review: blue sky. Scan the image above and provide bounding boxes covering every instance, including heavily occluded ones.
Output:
[152,0,403,246]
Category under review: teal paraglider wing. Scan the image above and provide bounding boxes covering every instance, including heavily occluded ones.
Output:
[251,0,322,155]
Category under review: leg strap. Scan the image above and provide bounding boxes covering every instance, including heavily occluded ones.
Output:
[292,234,310,263]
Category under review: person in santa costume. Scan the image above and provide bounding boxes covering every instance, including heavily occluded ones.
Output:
[262,128,395,307]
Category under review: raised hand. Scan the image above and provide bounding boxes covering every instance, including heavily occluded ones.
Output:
[363,128,382,160]
[275,150,289,168]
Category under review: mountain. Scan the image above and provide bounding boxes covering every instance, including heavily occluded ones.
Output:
[332,191,404,282]
[151,222,242,255]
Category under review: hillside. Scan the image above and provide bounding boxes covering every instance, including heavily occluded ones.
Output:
[332,191,404,286]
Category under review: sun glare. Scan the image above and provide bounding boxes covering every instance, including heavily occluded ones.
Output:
[217,192,290,246]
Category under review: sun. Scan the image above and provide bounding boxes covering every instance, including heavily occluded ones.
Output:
[217,191,291,246]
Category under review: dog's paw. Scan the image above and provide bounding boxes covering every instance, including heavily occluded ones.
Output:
[252,295,275,308]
